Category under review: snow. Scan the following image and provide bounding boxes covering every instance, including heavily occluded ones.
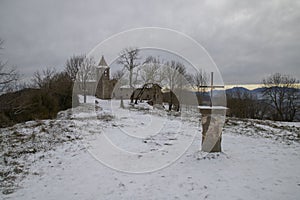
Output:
[120,84,143,89]
[198,106,228,110]
[1,96,300,199]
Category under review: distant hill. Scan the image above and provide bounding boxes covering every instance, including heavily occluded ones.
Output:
[197,86,299,97]
[224,86,300,100]
[225,87,250,95]
[251,87,266,94]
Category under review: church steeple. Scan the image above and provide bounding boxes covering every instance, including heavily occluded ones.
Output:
[98,55,108,68]
[96,55,110,81]
[95,55,117,100]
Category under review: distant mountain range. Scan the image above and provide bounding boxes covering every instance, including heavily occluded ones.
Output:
[225,87,251,94]
[197,86,265,95]
[225,87,266,95]
[225,86,299,95]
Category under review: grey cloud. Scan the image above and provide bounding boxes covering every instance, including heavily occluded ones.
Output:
[0,0,299,84]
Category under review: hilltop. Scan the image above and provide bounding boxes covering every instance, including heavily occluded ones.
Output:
[1,97,300,199]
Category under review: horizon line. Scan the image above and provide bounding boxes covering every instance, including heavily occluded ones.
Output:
[225,83,300,90]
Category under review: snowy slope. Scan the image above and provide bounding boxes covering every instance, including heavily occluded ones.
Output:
[1,97,300,200]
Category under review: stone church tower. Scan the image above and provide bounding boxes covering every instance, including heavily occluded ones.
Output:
[95,55,117,99]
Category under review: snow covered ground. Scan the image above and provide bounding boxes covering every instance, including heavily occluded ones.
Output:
[1,96,300,200]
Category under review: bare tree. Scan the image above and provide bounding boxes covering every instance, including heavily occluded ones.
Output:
[112,69,125,80]
[117,47,140,88]
[0,38,19,93]
[165,60,187,90]
[32,68,56,89]
[77,56,95,103]
[189,70,208,105]
[140,56,166,85]
[226,89,269,119]
[191,70,208,93]
[262,73,299,121]
[164,60,187,111]
[65,54,85,81]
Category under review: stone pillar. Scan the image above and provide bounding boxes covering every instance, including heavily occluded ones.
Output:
[199,107,227,153]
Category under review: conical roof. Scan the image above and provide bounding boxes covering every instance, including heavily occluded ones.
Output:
[98,55,108,67]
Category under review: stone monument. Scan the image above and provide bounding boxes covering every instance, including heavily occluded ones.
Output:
[198,72,228,153]
[198,106,227,152]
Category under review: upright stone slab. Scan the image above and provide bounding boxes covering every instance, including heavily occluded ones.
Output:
[198,106,228,153]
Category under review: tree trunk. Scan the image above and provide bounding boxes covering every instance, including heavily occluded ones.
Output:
[129,69,133,88]
[168,92,173,111]
[83,81,87,103]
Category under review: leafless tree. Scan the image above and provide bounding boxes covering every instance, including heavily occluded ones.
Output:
[65,54,85,81]
[165,60,187,90]
[112,69,125,80]
[111,69,128,87]
[164,60,187,111]
[191,70,208,93]
[226,89,269,119]
[262,73,299,121]
[0,38,19,93]
[76,56,95,103]
[188,70,208,105]
[32,68,56,89]
[140,56,166,85]
[117,47,140,88]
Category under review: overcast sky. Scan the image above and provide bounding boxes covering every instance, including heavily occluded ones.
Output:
[0,0,299,84]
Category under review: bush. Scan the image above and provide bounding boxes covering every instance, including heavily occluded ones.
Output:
[0,72,79,128]
[226,90,271,120]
